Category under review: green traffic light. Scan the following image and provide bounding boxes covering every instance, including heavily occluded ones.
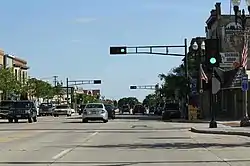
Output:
[210,57,216,64]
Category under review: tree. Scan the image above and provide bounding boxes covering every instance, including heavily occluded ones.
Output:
[142,94,157,107]
[118,97,139,108]
[0,68,21,99]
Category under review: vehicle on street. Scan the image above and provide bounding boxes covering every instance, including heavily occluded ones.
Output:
[8,100,38,123]
[53,105,72,117]
[39,103,54,116]
[78,104,86,115]
[132,104,146,115]
[82,103,108,123]
[162,103,181,120]
[104,104,115,119]
[0,100,15,119]
[120,105,130,114]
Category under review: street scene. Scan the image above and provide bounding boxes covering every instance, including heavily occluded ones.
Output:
[2,0,250,165]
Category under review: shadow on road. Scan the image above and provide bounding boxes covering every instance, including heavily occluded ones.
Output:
[74,141,250,150]
[62,121,103,124]
[67,115,162,121]
[139,136,191,140]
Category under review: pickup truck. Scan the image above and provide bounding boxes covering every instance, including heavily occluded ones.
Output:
[8,100,38,123]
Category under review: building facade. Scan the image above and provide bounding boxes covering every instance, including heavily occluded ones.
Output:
[203,2,250,119]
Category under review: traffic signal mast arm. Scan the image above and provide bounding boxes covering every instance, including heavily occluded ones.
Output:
[130,85,157,90]
[110,45,186,56]
[68,80,101,86]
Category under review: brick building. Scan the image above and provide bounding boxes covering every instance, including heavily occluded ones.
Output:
[202,2,250,119]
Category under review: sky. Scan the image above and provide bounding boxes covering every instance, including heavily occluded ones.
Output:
[0,0,244,101]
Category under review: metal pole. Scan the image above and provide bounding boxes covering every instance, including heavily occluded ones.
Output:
[209,67,217,128]
[66,78,69,105]
[184,38,189,120]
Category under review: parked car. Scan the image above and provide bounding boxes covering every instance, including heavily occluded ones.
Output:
[53,105,72,117]
[8,100,37,123]
[82,103,108,123]
[132,104,146,115]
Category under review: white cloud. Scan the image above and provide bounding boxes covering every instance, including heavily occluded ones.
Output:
[74,17,96,23]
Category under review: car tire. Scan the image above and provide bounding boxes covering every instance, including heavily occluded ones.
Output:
[8,119,13,123]
[103,119,108,123]
[28,118,33,123]
[82,119,88,123]
[33,117,37,122]
[14,119,18,123]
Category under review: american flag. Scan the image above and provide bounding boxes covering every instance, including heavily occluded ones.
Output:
[241,36,248,69]
[200,64,208,83]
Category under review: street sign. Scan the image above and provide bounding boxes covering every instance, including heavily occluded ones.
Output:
[241,74,248,91]
[212,77,221,94]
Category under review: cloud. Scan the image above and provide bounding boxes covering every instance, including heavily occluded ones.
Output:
[74,17,96,23]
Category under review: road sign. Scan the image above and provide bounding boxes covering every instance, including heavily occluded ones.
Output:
[241,74,248,91]
[212,77,221,94]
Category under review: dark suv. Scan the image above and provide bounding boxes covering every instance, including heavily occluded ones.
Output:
[132,104,146,115]
[121,105,130,114]
[0,100,14,119]
[8,100,38,123]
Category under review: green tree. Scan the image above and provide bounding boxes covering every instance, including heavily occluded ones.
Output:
[0,68,21,99]
[118,97,139,108]
[142,94,157,107]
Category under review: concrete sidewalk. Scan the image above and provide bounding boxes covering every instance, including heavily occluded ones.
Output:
[190,123,250,137]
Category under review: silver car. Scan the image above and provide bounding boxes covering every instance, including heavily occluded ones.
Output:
[82,103,108,123]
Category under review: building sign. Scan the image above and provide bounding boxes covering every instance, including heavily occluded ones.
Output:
[219,52,240,69]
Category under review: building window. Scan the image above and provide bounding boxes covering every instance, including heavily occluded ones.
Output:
[19,70,22,81]
[14,69,18,80]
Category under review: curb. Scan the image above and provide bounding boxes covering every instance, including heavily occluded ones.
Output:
[163,119,209,123]
[190,127,250,137]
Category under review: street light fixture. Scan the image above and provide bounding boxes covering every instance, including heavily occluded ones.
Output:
[232,0,250,127]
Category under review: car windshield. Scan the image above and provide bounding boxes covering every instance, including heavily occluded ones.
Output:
[13,102,33,108]
[0,101,14,107]
[86,104,103,108]
[56,105,69,109]
[40,103,52,108]
[165,103,179,110]
[123,105,129,109]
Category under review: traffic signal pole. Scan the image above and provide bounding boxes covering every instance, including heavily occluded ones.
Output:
[110,39,189,119]
[65,78,102,105]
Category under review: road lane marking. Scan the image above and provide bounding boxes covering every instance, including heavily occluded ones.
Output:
[52,148,73,160]
[51,131,98,160]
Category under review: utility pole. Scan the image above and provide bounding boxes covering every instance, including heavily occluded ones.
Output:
[53,76,58,87]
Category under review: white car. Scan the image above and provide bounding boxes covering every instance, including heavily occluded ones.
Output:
[53,105,71,117]
[82,103,108,123]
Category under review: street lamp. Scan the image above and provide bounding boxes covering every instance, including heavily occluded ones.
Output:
[232,0,250,127]
[192,40,210,124]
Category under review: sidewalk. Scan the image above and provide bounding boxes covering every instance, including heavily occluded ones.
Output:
[190,122,250,137]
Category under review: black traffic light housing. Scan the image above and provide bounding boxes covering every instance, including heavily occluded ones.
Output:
[110,46,127,54]
[205,39,221,69]
[93,80,101,84]
[130,86,137,89]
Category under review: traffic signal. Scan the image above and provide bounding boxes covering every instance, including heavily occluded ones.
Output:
[130,86,137,89]
[205,39,220,68]
[110,46,127,54]
[93,80,101,84]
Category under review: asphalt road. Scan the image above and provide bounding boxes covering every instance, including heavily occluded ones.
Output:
[0,115,249,165]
